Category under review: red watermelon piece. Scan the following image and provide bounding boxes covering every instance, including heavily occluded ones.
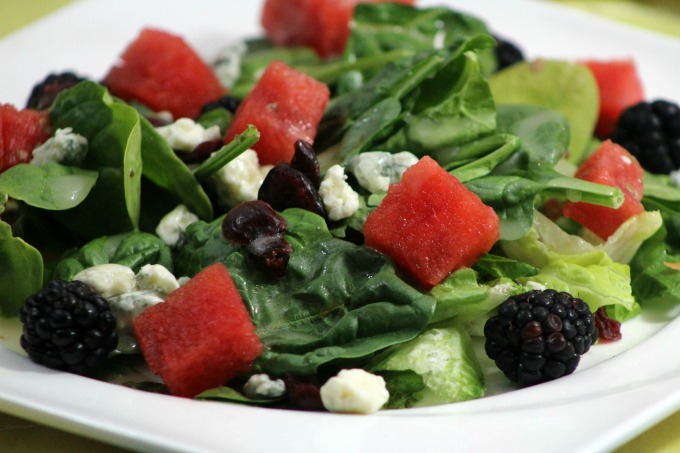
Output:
[563,139,644,240]
[223,60,330,165]
[104,28,225,120]
[0,104,50,172]
[133,263,263,398]
[261,0,416,58]
[363,156,500,288]
[583,59,644,137]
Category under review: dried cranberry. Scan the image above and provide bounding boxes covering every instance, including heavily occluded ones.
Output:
[176,139,224,164]
[222,200,292,277]
[594,307,622,342]
[290,140,321,188]
[258,164,326,218]
[284,375,324,411]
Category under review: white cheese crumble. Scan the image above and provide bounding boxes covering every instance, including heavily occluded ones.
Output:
[73,263,182,354]
[31,127,88,165]
[318,164,360,221]
[155,204,199,247]
[212,149,272,207]
[347,151,419,194]
[155,117,221,152]
[242,374,286,399]
[72,263,136,298]
[213,40,247,89]
[320,368,389,414]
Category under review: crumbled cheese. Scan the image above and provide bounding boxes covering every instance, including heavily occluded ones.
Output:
[242,374,286,399]
[320,369,389,414]
[72,263,136,298]
[155,204,199,247]
[31,127,88,165]
[318,165,360,221]
[136,264,180,297]
[347,151,419,194]
[212,149,272,207]
[671,169,680,187]
[213,41,247,89]
[155,117,221,152]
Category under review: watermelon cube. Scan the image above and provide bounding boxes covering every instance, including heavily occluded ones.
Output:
[563,139,644,240]
[0,104,49,172]
[261,0,416,58]
[104,28,225,120]
[133,263,263,398]
[582,59,644,137]
[363,156,500,288]
[223,60,330,165]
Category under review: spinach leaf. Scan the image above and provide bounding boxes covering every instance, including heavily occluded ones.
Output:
[196,386,284,406]
[489,60,599,164]
[0,193,43,317]
[345,3,497,82]
[373,369,425,409]
[53,232,173,281]
[49,81,143,237]
[0,163,97,210]
[137,117,213,221]
[174,208,435,376]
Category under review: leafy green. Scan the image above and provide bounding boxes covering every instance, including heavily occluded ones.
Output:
[174,208,435,376]
[345,3,497,82]
[0,193,43,317]
[193,125,260,183]
[53,232,173,281]
[489,60,600,163]
[0,163,98,210]
[374,369,426,409]
[196,386,284,406]
[373,320,484,405]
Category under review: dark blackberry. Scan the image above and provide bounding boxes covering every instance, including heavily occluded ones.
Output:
[493,35,525,71]
[26,72,86,110]
[19,280,118,375]
[484,289,598,386]
[200,95,242,115]
[609,99,680,174]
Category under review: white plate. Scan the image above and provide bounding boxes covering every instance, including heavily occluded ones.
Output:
[2,1,680,452]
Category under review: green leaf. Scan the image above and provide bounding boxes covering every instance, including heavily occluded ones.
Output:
[0,219,43,317]
[489,60,599,163]
[196,386,284,405]
[0,163,97,210]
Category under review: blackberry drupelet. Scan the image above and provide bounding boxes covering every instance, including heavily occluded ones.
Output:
[493,35,525,71]
[26,72,86,110]
[19,280,118,375]
[484,289,598,386]
[609,99,680,174]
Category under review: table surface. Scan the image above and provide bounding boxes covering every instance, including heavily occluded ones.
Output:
[1,1,680,452]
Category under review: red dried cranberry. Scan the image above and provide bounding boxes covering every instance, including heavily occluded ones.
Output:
[594,307,622,342]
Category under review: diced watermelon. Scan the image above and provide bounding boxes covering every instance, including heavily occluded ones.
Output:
[261,0,416,58]
[132,263,263,398]
[223,60,330,165]
[363,156,500,288]
[563,139,644,240]
[0,104,49,172]
[583,59,644,137]
[104,28,225,120]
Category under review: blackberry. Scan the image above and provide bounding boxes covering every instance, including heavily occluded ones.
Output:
[484,289,598,386]
[19,280,118,375]
[493,35,525,71]
[609,99,680,174]
[26,72,86,110]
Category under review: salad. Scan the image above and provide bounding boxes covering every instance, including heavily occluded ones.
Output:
[2,0,680,418]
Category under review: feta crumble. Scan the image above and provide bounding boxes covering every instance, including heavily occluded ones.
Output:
[242,374,286,400]
[320,368,389,414]
[136,264,180,297]
[31,127,88,165]
[318,165,360,221]
[213,41,247,89]
[155,117,221,152]
[347,151,419,194]
[155,204,199,247]
[72,263,136,298]
[212,149,272,207]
